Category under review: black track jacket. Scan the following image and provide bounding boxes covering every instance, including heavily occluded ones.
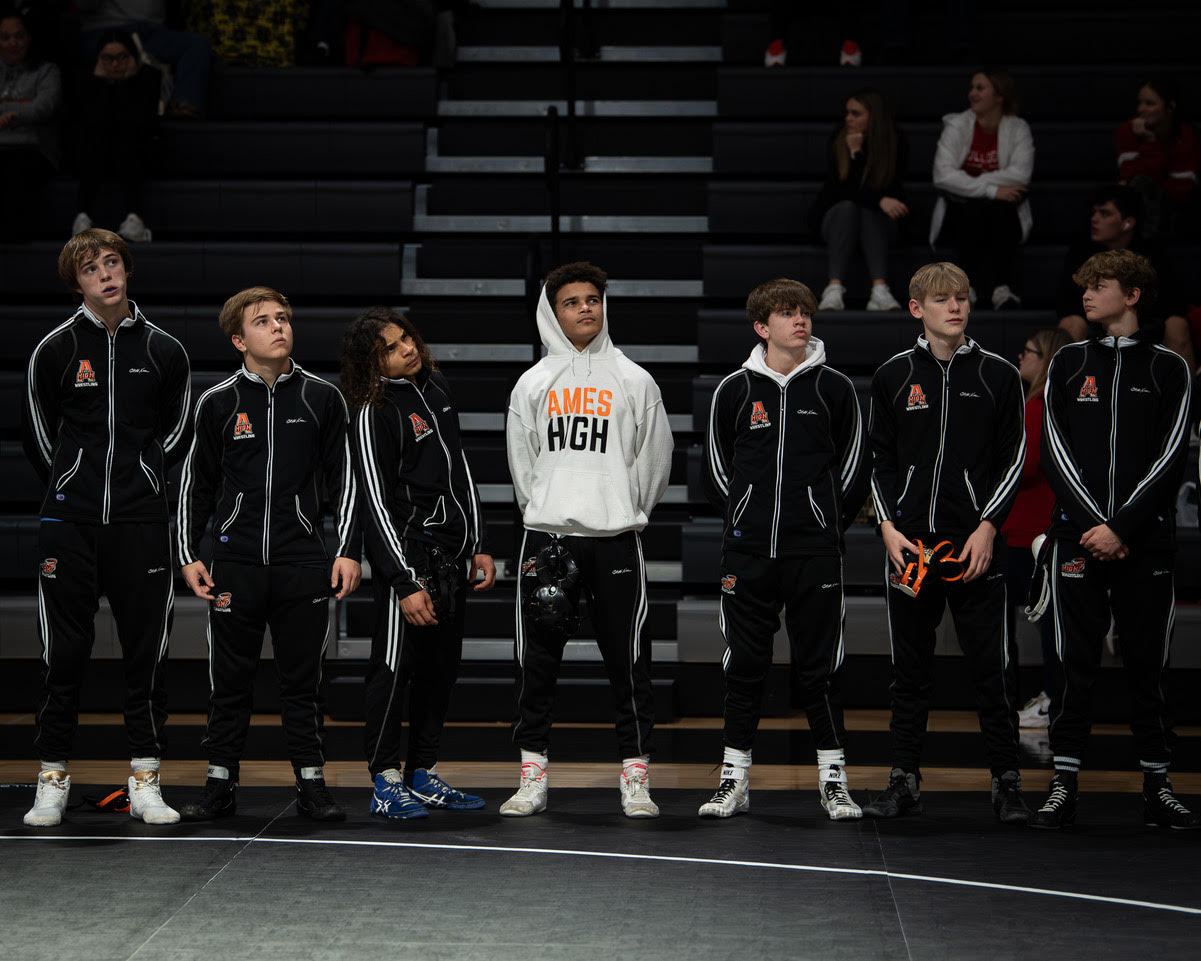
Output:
[1042,332,1191,551]
[870,336,1025,542]
[23,302,192,524]
[351,370,486,599]
[705,340,868,557]
[176,363,360,567]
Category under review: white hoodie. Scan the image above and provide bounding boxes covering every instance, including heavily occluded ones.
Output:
[506,284,674,536]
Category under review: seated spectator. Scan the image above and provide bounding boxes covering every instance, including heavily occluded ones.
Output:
[1056,184,1193,369]
[1116,74,1197,238]
[77,0,210,116]
[811,87,908,311]
[930,69,1033,310]
[1002,326,1070,731]
[72,30,160,242]
[0,6,61,239]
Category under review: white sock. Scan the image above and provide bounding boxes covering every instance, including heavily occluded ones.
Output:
[378,768,402,784]
[40,761,67,775]
[299,766,324,780]
[622,755,649,772]
[131,757,160,774]
[520,749,548,771]
[207,764,231,781]
[721,747,751,780]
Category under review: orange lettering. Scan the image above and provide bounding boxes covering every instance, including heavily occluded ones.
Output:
[582,388,596,415]
[597,390,612,417]
[564,388,581,414]
[547,391,561,417]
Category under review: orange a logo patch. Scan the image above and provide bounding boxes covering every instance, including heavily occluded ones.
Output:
[233,413,255,438]
[907,384,927,408]
[409,413,432,440]
[750,401,768,424]
[1079,376,1099,401]
[74,359,97,387]
[213,592,232,610]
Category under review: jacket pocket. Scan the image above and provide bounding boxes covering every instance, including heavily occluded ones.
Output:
[54,448,83,492]
[219,492,244,533]
[963,470,979,512]
[138,452,161,495]
[897,465,916,505]
[807,486,828,530]
[730,484,753,528]
[424,494,447,527]
[295,495,313,536]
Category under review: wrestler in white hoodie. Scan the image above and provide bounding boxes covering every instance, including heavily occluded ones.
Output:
[501,262,673,820]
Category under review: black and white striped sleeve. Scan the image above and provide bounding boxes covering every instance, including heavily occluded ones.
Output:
[978,360,1026,528]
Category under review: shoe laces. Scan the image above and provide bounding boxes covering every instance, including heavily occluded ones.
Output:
[423,772,468,801]
[823,779,854,805]
[301,779,335,806]
[1154,787,1191,816]
[1040,778,1070,811]
[709,778,740,803]
[623,766,651,799]
[519,762,546,790]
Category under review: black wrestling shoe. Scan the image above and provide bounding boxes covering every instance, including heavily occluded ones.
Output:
[992,770,1032,824]
[1028,772,1077,830]
[295,777,346,822]
[863,768,922,818]
[180,777,237,821]
[1143,774,1200,830]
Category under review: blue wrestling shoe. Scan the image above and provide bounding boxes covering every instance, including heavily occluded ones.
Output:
[406,766,486,810]
[370,770,428,820]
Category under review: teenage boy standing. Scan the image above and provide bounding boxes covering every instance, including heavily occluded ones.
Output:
[865,262,1030,823]
[22,229,191,827]
[503,261,673,818]
[176,287,360,822]
[701,278,868,819]
[341,307,495,820]
[1031,249,1194,829]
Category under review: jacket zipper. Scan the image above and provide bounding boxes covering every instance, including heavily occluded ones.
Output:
[262,387,275,564]
[1107,344,1121,515]
[102,329,117,524]
[928,353,955,531]
[770,387,787,558]
[963,469,978,511]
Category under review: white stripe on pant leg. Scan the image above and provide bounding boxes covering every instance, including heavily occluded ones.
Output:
[628,532,650,757]
[368,585,406,774]
[513,529,530,744]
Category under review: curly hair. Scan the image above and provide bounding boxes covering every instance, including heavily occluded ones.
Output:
[1072,249,1158,319]
[544,261,608,307]
[340,307,436,409]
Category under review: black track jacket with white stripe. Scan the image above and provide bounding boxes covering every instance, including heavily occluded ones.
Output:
[176,363,359,567]
[1041,332,1191,551]
[870,336,1025,542]
[23,302,191,524]
[350,370,486,600]
[705,339,868,557]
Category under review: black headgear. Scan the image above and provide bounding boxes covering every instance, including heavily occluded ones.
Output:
[523,539,580,638]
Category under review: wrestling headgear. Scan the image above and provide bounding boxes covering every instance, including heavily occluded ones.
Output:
[888,539,964,597]
[522,539,581,638]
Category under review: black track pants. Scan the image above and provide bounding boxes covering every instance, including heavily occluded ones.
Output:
[363,575,467,777]
[719,551,848,752]
[203,560,332,777]
[35,520,174,761]
[884,548,1021,776]
[1047,540,1175,770]
[513,529,654,759]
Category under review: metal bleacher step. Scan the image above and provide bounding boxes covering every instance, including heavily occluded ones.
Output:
[401,245,703,297]
[414,185,708,233]
[457,45,721,62]
[437,99,717,117]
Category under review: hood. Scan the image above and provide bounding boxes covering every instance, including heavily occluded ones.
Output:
[741,337,827,386]
[536,282,614,358]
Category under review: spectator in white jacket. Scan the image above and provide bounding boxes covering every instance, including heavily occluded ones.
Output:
[930,70,1034,311]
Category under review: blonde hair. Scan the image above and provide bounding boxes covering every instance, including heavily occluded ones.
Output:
[218,286,292,341]
[908,262,970,303]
